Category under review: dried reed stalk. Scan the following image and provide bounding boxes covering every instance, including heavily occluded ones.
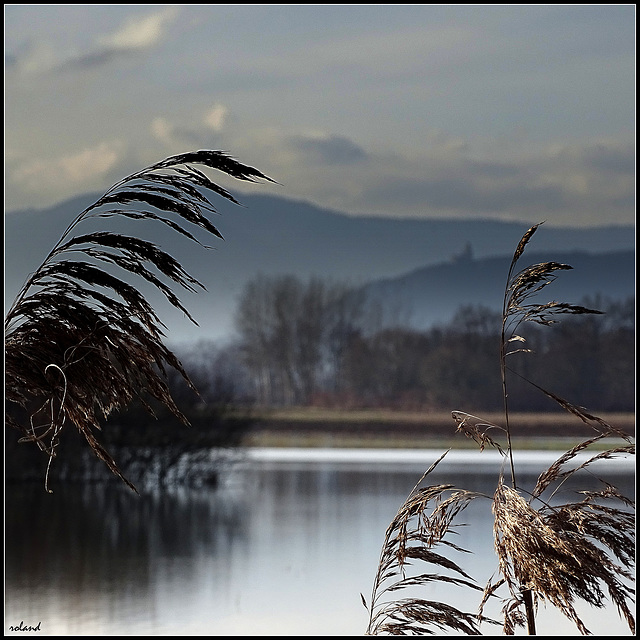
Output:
[366,223,635,635]
[5,150,274,492]
[491,222,634,634]
[489,462,635,636]
[363,451,499,635]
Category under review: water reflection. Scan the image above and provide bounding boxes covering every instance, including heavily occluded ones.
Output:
[5,450,634,636]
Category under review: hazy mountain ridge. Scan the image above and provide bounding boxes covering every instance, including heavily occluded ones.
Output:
[5,191,635,341]
[362,247,635,330]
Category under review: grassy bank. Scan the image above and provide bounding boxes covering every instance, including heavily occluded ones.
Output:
[242,407,635,450]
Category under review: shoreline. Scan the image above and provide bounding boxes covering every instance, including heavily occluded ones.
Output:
[242,409,635,451]
[242,445,635,474]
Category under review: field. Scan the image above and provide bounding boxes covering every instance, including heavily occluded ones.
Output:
[242,407,635,450]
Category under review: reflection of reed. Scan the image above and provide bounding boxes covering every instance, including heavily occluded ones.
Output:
[5,481,248,631]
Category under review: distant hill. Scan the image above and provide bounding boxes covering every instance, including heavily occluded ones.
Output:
[361,247,635,330]
[4,191,635,342]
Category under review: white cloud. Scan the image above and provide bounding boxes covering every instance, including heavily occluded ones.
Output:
[60,142,123,181]
[10,141,125,195]
[204,104,228,133]
[7,6,179,76]
[151,117,176,146]
[98,6,179,52]
[151,105,230,148]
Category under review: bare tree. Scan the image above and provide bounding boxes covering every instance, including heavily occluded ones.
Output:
[236,274,377,405]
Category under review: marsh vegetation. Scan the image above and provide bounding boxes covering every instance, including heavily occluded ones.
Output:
[362,223,635,635]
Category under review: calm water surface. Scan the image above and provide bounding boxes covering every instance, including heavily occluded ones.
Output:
[5,448,634,636]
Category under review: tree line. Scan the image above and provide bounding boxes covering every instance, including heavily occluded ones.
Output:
[170,275,634,414]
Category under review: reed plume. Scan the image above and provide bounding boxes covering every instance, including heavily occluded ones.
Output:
[5,150,274,492]
[365,223,635,635]
[363,451,499,635]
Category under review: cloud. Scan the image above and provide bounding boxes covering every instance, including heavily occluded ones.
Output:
[362,174,565,214]
[9,7,179,75]
[151,104,229,147]
[4,103,634,229]
[287,132,369,165]
[151,117,177,146]
[229,126,633,226]
[98,6,178,52]
[66,7,178,71]
[203,104,229,133]
[552,140,635,176]
[9,140,125,197]
[7,41,59,76]
[349,139,635,224]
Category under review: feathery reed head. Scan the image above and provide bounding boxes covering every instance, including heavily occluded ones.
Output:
[364,451,499,635]
[491,460,635,635]
[5,150,274,492]
[369,222,634,635]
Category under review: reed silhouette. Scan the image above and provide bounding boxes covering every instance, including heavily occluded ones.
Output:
[5,151,274,493]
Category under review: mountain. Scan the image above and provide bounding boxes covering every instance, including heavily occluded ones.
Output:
[361,247,635,330]
[4,191,635,342]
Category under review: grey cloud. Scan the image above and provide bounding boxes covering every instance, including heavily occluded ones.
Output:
[362,175,565,214]
[463,159,521,179]
[56,48,131,72]
[580,143,635,175]
[9,42,146,76]
[547,141,635,176]
[289,134,369,165]
[12,7,178,75]
[354,137,635,221]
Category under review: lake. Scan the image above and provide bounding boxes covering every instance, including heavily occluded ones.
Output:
[4,447,635,636]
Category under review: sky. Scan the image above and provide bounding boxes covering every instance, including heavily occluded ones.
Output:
[4,4,636,227]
